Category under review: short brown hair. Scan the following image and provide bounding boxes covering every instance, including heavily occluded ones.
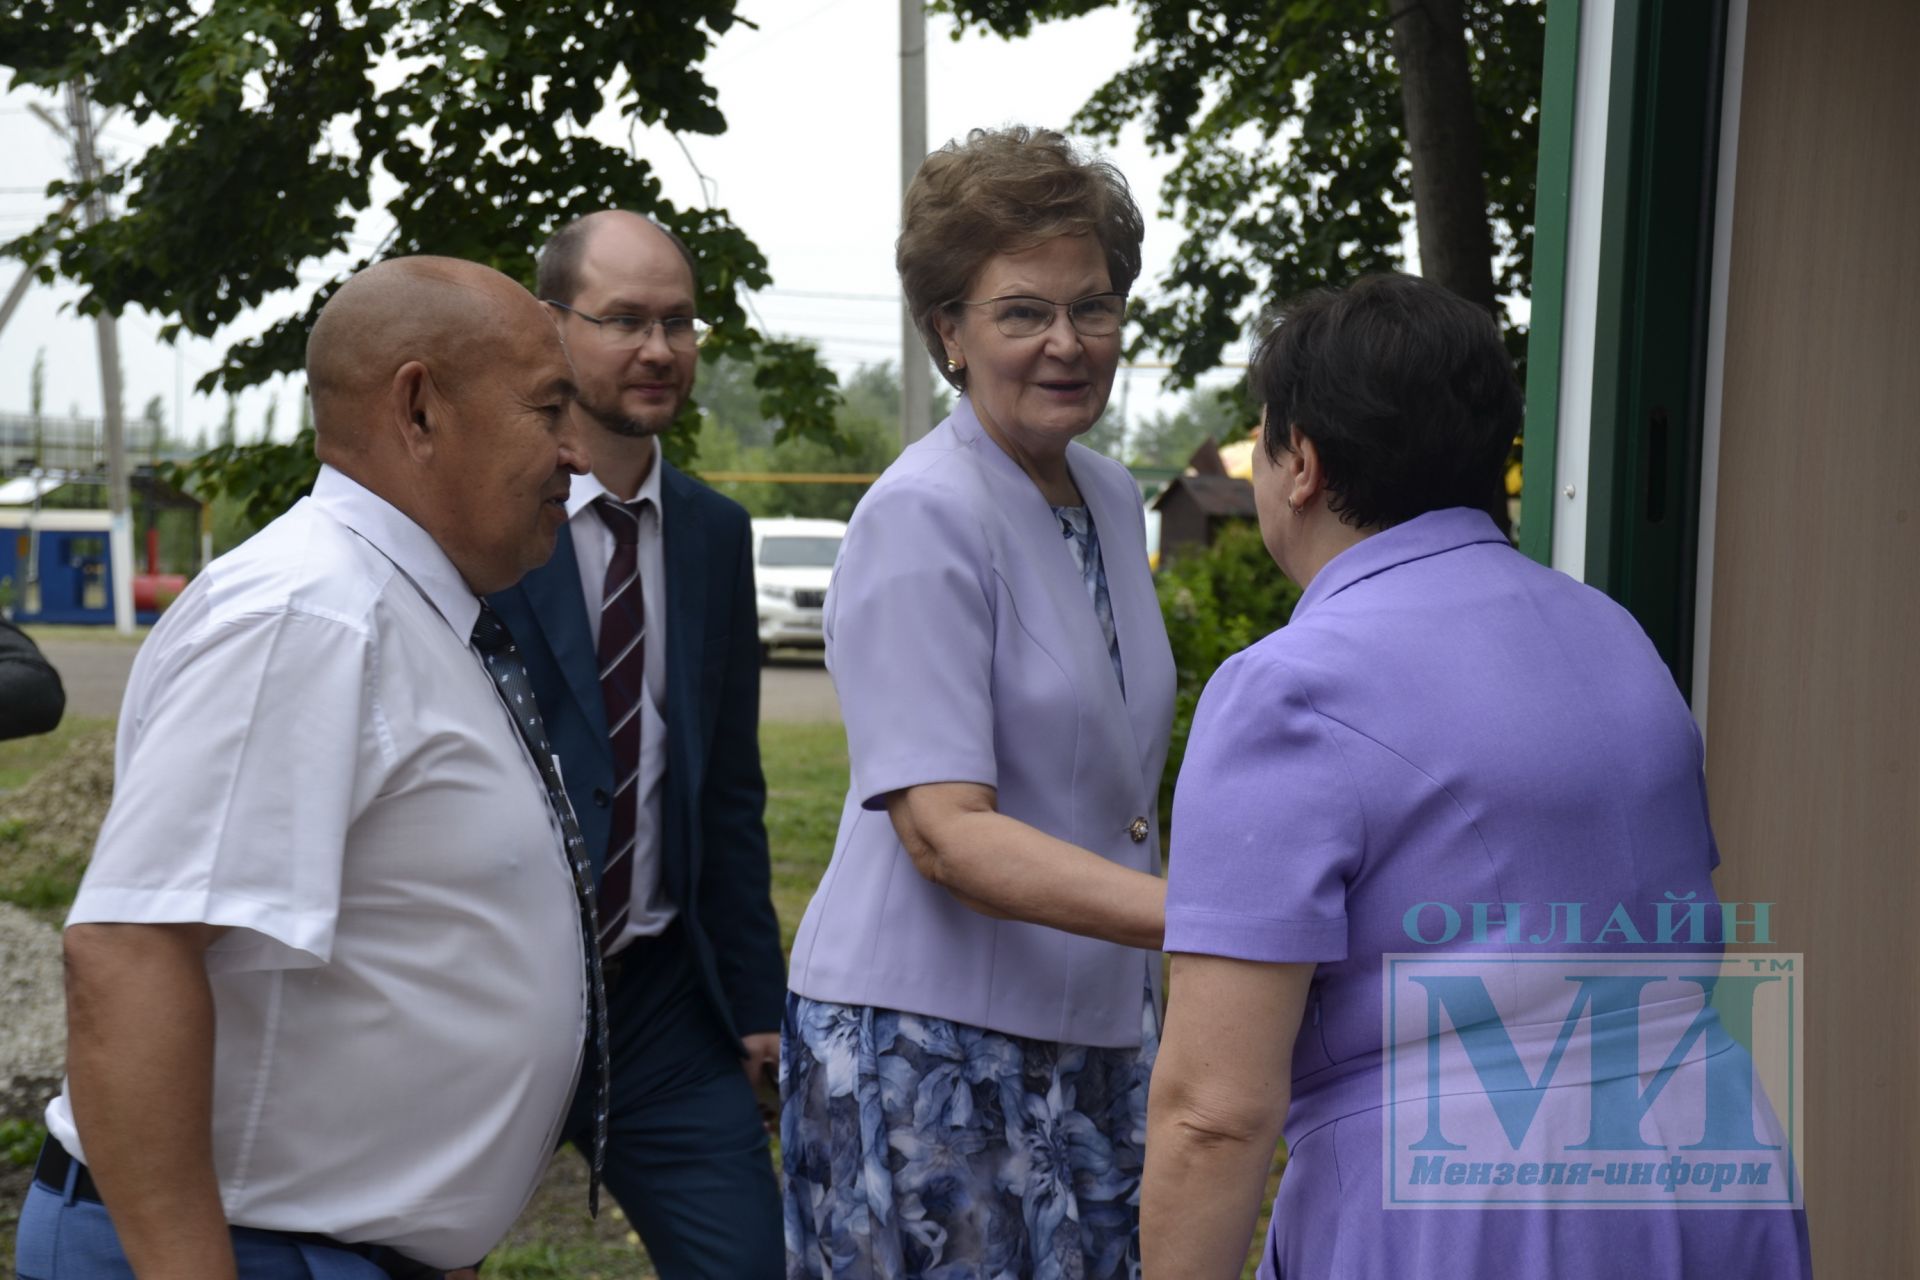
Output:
[537,211,700,305]
[898,127,1144,390]
[1253,274,1521,530]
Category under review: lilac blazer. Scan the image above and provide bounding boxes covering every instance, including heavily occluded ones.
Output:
[787,398,1176,1047]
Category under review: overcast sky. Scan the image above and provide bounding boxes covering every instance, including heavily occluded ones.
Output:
[0,0,1263,447]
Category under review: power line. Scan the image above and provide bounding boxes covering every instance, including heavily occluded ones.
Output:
[773,327,1248,372]
[780,329,906,345]
[753,287,902,303]
[660,127,788,342]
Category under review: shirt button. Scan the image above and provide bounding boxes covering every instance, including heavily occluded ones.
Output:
[1128,816,1149,843]
[593,788,610,808]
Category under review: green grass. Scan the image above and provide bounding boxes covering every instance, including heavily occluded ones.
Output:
[1,1119,46,1169]
[0,721,112,919]
[760,719,1277,1279]
[480,1154,657,1277]
[489,1240,644,1279]
[0,857,85,913]
[0,716,1277,1275]
[761,720,849,951]
[0,715,112,790]
[14,624,149,645]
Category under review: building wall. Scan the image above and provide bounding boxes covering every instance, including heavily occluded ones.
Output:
[1155,493,1211,565]
[1701,0,1920,1270]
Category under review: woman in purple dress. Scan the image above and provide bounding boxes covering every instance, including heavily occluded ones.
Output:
[1141,274,1811,1278]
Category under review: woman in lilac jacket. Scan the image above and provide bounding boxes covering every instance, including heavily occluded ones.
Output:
[1141,274,1811,1278]
[782,127,1176,1279]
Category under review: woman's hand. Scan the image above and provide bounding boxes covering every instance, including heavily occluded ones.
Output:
[1141,953,1314,1278]
[885,782,1165,949]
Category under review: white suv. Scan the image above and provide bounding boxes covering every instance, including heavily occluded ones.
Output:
[750,517,846,659]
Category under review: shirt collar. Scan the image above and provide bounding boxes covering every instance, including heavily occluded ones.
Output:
[1293,507,1512,617]
[565,444,663,519]
[309,464,483,641]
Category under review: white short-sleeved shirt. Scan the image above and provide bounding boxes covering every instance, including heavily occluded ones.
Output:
[564,460,674,945]
[44,466,587,1270]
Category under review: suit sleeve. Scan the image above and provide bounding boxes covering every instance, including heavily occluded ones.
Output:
[826,477,997,809]
[698,507,787,1038]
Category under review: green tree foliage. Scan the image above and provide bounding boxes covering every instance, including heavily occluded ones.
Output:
[1076,403,1127,460]
[179,421,319,533]
[693,346,784,453]
[1152,519,1299,836]
[945,0,1545,382]
[692,361,931,523]
[28,349,47,469]
[28,349,45,423]
[1048,384,1252,470]
[1129,384,1256,469]
[1,0,842,516]
[138,393,168,459]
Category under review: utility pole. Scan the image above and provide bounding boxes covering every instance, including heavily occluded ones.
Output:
[27,351,46,615]
[66,78,136,634]
[899,0,931,446]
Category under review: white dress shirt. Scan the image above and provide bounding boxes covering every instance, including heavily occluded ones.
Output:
[44,466,586,1270]
[564,454,675,949]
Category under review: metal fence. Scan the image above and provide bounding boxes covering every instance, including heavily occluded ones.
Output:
[0,413,198,474]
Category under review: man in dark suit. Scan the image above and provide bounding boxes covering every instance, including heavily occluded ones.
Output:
[487,211,784,1276]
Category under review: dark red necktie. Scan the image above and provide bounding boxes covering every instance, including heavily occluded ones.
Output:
[593,496,646,951]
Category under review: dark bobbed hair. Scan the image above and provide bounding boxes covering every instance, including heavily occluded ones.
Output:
[898,126,1144,390]
[1253,273,1521,530]
[537,212,700,305]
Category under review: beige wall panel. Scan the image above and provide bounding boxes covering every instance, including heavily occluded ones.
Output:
[1706,0,1920,1272]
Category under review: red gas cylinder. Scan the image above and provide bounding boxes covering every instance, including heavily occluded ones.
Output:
[133,573,189,612]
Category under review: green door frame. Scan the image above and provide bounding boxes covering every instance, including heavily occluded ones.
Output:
[1517,0,1585,567]
[1583,0,1730,694]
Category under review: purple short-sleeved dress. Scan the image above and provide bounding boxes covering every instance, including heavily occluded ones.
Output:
[1165,509,1812,1279]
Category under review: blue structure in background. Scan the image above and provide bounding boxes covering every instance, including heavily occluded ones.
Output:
[0,470,201,627]
[0,519,161,626]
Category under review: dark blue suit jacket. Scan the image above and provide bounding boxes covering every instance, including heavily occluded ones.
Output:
[488,460,786,1044]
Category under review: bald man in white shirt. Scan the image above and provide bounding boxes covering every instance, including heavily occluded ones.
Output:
[15,258,593,1280]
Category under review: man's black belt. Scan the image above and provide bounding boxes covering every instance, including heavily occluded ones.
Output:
[33,1138,445,1279]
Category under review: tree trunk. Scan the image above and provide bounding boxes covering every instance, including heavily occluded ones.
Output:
[1390,0,1499,314]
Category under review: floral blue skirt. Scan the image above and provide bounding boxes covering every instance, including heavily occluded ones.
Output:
[780,990,1159,1280]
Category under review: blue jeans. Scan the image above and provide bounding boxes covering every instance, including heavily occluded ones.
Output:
[14,1156,399,1280]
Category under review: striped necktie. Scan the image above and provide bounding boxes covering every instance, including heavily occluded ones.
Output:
[470,602,610,1215]
[593,495,647,951]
